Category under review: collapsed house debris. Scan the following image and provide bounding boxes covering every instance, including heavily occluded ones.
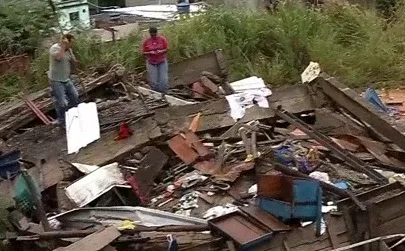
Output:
[1,52,405,251]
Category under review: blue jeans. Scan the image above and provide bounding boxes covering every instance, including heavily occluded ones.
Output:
[50,79,79,126]
[146,60,169,94]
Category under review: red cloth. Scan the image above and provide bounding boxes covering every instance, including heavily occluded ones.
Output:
[142,35,168,65]
[115,122,133,141]
[126,175,147,204]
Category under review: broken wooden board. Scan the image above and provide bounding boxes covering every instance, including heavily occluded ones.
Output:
[160,84,315,136]
[71,117,162,165]
[254,214,350,251]
[337,182,405,242]
[0,71,118,139]
[139,231,220,251]
[133,146,168,198]
[54,226,120,251]
[313,108,368,136]
[168,50,227,88]
[313,74,405,151]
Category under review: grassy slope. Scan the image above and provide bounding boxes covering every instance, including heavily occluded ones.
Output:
[3,3,405,101]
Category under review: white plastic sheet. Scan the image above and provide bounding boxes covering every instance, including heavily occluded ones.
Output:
[65,163,127,207]
[228,76,272,96]
[66,102,100,154]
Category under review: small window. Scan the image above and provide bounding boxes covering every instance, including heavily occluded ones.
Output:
[82,9,86,13]
[69,12,80,22]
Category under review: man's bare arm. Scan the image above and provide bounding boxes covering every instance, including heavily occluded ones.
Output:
[52,39,69,61]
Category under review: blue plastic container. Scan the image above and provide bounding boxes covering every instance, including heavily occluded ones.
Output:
[177,2,191,14]
[0,150,21,179]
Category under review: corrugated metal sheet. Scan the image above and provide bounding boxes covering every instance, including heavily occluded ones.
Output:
[49,206,207,227]
[65,163,127,207]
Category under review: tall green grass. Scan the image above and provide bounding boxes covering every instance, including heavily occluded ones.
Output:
[5,3,405,101]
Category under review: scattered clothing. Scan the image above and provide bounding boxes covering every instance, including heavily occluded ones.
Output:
[115,121,133,141]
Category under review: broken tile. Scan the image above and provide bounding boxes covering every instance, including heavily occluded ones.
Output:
[185,131,211,157]
[168,135,199,164]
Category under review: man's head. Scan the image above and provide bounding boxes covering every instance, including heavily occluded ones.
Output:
[149,27,158,38]
[61,33,75,49]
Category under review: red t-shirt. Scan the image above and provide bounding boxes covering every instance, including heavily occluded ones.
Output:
[142,35,168,65]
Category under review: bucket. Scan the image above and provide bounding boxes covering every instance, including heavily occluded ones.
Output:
[177,3,190,14]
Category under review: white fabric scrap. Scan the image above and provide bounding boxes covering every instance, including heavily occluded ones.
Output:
[229,76,270,94]
[226,91,270,120]
[301,221,313,227]
[301,218,326,235]
[71,163,99,174]
[322,205,337,213]
[248,184,257,195]
[48,218,62,230]
[66,102,100,154]
[203,204,238,220]
[309,171,331,184]
[226,76,272,121]
[65,163,126,207]
[301,62,321,83]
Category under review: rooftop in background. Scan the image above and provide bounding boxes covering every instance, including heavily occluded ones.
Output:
[101,3,205,21]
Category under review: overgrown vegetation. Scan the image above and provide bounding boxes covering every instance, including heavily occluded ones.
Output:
[0,0,56,56]
[4,2,405,101]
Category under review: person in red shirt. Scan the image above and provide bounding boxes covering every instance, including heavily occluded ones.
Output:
[142,27,169,94]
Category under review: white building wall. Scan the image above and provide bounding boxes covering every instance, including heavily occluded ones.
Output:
[55,1,91,30]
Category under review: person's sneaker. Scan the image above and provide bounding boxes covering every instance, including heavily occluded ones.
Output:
[53,119,66,129]
[162,94,168,102]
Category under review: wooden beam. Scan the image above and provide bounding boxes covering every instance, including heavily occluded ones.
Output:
[53,226,120,251]
[314,74,405,151]
[168,50,227,88]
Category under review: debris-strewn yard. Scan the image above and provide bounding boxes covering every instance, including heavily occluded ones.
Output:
[1,50,405,250]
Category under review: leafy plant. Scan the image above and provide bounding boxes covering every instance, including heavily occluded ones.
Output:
[0,0,56,57]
